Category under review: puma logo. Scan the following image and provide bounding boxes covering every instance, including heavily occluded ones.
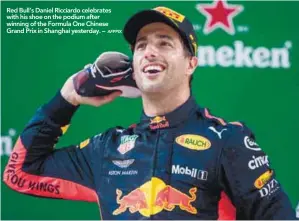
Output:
[208,127,227,139]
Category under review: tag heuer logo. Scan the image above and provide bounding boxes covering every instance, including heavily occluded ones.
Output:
[117,135,138,154]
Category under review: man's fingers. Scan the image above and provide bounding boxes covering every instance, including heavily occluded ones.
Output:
[106,91,122,100]
[83,91,122,107]
[100,91,122,104]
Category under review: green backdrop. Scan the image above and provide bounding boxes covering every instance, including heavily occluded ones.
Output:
[1,1,299,219]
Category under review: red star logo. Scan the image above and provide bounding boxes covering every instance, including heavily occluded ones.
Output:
[196,0,243,35]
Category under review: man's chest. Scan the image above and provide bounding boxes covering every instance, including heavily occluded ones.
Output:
[93,125,226,219]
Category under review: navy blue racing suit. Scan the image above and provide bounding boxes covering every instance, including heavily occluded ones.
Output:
[3,92,296,219]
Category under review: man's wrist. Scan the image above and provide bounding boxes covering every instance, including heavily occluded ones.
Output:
[61,90,80,106]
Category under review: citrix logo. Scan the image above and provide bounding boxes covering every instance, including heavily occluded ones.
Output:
[248,155,269,170]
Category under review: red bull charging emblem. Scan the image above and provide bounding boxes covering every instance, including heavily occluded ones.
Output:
[149,116,170,130]
[113,177,197,217]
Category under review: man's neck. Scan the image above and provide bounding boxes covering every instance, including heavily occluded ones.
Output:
[142,87,191,117]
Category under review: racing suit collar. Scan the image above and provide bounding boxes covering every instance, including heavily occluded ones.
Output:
[139,96,198,130]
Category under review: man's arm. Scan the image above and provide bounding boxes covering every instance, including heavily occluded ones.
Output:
[3,92,99,201]
[3,72,121,201]
[219,124,296,219]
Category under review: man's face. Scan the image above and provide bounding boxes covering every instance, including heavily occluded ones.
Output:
[132,22,196,94]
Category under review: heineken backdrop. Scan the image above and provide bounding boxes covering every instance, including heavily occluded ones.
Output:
[1,1,299,219]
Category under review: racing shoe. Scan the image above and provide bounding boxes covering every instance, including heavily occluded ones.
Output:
[73,52,141,98]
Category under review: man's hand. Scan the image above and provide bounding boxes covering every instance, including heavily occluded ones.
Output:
[73,52,141,98]
[61,74,122,107]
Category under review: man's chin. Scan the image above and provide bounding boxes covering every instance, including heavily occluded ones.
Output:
[139,83,166,94]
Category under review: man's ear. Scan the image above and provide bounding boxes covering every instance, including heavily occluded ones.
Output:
[187,56,198,76]
[131,59,135,80]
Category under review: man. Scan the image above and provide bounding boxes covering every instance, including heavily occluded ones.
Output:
[3,6,296,220]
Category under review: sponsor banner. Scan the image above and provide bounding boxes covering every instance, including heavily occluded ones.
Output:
[194,0,292,69]
[197,41,291,68]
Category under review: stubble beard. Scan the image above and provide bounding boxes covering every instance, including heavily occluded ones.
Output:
[137,71,173,94]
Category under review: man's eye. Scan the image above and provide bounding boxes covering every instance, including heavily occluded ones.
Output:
[160,41,172,47]
[136,43,146,50]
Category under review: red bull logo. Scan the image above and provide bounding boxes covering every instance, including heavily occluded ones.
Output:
[150,116,166,124]
[149,116,169,130]
[155,186,197,214]
[113,188,148,215]
[113,177,197,217]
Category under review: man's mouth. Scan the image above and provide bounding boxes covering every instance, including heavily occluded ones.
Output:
[142,64,166,74]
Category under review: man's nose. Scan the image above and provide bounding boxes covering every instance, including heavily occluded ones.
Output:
[144,45,158,60]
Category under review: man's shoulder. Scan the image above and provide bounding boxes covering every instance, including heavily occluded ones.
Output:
[197,106,255,143]
[197,106,244,128]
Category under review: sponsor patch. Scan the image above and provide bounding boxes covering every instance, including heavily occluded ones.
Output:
[113,177,197,217]
[112,159,135,168]
[154,7,185,23]
[208,126,227,139]
[176,134,211,150]
[172,165,208,181]
[259,179,280,198]
[79,138,90,149]
[109,170,138,176]
[149,116,169,130]
[254,170,273,189]
[244,136,261,151]
[117,135,138,154]
[60,124,70,134]
[248,155,269,170]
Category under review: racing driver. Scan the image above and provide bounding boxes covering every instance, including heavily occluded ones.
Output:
[3,6,297,220]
